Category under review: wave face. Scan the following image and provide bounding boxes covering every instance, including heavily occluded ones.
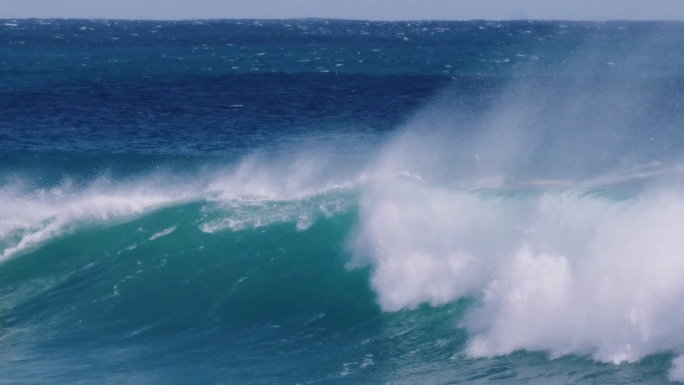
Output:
[4,19,684,384]
[4,177,684,384]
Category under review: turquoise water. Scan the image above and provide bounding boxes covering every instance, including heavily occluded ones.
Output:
[3,19,684,384]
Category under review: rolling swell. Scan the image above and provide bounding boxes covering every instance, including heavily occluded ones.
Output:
[2,174,683,384]
[0,185,493,384]
[6,18,684,384]
[0,196,382,383]
[5,83,684,382]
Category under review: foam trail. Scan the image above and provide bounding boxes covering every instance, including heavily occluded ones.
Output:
[149,226,177,241]
[0,177,192,261]
[0,144,368,258]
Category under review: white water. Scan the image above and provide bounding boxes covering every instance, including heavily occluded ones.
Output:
[0,148,364,260]
[0,177,187,261]
[345,69,684,382]
[351,178,684,374]
[3,67,684,382]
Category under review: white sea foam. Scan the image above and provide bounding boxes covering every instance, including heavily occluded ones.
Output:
[199,194,353,234]
[344,66,684,381]
[0,141,370,258]
[149,226,177,241]
[0,177,190,261]
[351,178,684,368]
[671,356,684,382]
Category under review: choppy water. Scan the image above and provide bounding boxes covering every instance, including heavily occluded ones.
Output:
[3,18,684,384]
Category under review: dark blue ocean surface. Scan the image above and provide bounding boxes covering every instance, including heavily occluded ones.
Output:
[3,19,684,384]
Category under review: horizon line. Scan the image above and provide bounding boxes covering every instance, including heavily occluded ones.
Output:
[2,17,683,23]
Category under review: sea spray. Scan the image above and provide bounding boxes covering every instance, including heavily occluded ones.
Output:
[3,19,684,385]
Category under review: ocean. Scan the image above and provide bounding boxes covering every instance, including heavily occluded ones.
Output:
[2,18,684,384]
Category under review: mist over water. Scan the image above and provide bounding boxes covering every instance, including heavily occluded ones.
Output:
[360,38,684,383]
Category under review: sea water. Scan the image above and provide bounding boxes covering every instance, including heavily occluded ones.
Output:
[3,19,684,384]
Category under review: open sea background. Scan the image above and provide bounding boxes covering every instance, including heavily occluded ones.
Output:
[3,18,684,384]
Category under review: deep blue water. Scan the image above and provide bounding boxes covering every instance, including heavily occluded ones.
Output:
[3,18,684,384]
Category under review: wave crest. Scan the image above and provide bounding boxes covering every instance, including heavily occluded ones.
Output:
[351,178,684,373]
